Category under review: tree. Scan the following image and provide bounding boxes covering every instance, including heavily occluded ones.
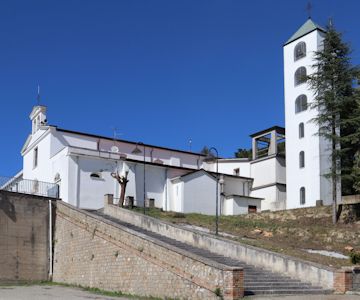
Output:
[353,151,360,193]
[351,84,360,192]
[111,170,129,207]
[307,22,359,223]
[234,148,252,159]
[200,146,214,157]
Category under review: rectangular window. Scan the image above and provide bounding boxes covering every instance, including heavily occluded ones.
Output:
[299,123,304,138]
[248,205,257,213]
[33,147,38,168]
[300,187,306,205]
[299,151,305,168]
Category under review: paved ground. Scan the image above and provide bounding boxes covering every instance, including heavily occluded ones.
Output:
[248,295,360,299]
[0,285,131,300]
[0,285,359,299]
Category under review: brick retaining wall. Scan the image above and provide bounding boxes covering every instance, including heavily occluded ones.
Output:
[53,201,243,299]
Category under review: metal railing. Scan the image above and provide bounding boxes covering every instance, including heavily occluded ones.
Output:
[0,176,59,198]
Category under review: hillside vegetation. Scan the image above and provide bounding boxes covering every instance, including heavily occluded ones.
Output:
[134,205,360,268]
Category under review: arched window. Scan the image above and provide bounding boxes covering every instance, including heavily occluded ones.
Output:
[299,123,304,138]
[300,187,306,205]
[294,42,306,61]
[294,67,307,86]
[90,172,101,179]
[295,94,308,113]
[299,151,305,168]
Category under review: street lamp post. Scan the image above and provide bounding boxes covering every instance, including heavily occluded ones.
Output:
[131,142,146,214]
[204,147,219,235]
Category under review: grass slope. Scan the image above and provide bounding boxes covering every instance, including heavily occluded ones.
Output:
[133,206,360,268]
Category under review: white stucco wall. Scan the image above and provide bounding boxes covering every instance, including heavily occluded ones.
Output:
[169,180,183,212]
[250,157,277,188]
[250,185,277,211]
[98,138,202,169]
[75,156,117,209]
[215,160,251,177]
[223,176,248,196]
[223,196,262,216]
[276,157,286,184]
[182,172,217,215]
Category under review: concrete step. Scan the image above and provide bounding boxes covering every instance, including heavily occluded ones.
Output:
[244,289,333,296]
[244,279,302,284]
[245,285,323,290]
[245,275,299,280]
[245,282,315,287]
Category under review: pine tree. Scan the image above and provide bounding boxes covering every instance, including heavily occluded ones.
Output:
[200,146,213,157]
[234,148,252,159]
[353,151,360,193]
[351,83,360,192]
[307,21,359,224]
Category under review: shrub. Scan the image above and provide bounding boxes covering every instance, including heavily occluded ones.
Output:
[214,287,223,298]
[350,252,360,264]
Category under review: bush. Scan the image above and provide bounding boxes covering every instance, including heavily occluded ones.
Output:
[350,252,360,264]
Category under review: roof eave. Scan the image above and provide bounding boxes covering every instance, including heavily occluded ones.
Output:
[283,27,326,46]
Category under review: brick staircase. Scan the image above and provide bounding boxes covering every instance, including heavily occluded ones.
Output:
[90,210,333,297]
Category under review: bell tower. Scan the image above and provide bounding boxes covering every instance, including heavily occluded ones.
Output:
[30,105,47,134]
[283,19,332,209]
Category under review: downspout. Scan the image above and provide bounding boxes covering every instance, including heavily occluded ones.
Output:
[165,168,168,211]
[75,156,80,208]
[150,148,154,162]
[48,200,53,280]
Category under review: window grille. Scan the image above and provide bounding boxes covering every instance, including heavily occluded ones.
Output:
[295,67,307,86]
[295,94,308,113]
[294,42,306,61]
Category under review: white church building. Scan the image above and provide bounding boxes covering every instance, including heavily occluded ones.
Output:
[12,18,335,215]
[19,105,269,214]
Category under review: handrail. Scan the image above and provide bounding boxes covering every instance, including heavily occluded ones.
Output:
[0,175,59,198]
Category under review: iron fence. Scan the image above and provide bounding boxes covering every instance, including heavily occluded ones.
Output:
[0,176,59,198]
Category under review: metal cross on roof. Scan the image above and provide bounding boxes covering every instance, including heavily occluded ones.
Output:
[37,84,41,105]
[306,1,312,19]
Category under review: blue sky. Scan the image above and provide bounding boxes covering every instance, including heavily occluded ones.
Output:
[1,0,360,176]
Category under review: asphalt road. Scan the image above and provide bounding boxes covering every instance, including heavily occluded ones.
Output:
[0,285,359,300]
[247,295,360,300]
[0,285,131,300]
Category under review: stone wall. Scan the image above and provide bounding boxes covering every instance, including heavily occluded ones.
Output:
[53,201,243,299]
[0,190,52,281]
